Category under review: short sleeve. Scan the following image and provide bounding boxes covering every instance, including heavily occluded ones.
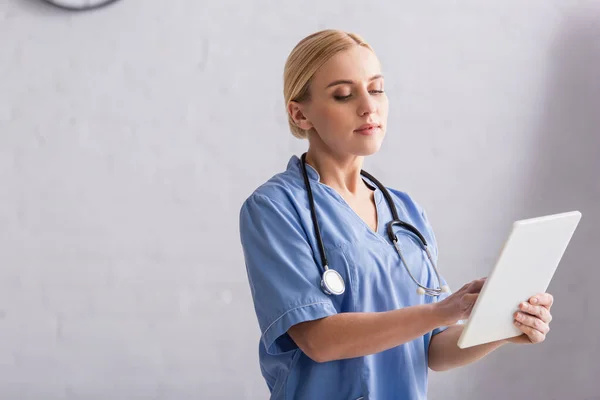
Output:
[239,193,338,355]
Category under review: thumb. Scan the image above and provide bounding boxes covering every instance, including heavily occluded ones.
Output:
[464,293,479,305]
[467,277,487,293]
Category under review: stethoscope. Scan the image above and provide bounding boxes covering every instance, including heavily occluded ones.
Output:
[300,153,450,297]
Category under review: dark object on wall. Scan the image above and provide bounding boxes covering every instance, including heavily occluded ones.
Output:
[40,0,123,11]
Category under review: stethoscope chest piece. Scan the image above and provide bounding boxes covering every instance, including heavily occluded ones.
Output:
[321,268,345,295]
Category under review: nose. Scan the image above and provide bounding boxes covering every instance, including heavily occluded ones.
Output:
[357,91,378,116]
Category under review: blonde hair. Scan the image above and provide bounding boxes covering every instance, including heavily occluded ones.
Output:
[283,29,374,139]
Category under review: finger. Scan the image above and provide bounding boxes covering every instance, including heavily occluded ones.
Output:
[514,311,550,335]
[519,302,553,323]
[529,293,554,309]
[461,293,479,318]
[464,293,479,304]
[467,277,487,293]
[514,319,546,344]
[463,293,479,313]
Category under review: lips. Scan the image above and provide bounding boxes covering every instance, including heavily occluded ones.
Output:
[355,123,381,134]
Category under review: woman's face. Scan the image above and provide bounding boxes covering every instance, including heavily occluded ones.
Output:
[289,45,389,157]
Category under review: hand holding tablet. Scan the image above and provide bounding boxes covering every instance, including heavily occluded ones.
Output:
[456,211,582,349]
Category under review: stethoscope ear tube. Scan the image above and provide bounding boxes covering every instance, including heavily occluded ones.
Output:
[301,153,329,271]
[387,220,428,247]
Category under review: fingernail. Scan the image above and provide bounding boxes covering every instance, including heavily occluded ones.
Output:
[531,297,538,304]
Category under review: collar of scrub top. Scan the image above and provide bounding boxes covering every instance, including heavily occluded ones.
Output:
[296,153,427,243]
[296,153,450,297]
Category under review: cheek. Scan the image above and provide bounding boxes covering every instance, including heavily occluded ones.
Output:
[315,104,354,132]
[379,97,389,120]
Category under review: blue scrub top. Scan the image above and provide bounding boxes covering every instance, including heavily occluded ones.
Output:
[239,155,453,400]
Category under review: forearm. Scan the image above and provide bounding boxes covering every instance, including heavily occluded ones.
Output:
[428,324,508,371]
[292,303,444,363]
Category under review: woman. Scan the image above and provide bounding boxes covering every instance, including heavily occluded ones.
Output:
[239,29,554,400]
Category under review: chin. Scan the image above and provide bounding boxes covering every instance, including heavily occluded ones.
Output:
[353,134,384,156]
[352,141,383,157]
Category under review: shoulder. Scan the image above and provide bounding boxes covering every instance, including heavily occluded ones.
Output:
[238,168,313,251]
[385,186,428,218]
[239,168,306,223]
[384,186,439,252]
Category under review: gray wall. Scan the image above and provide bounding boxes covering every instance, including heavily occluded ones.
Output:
[1,1,598,399]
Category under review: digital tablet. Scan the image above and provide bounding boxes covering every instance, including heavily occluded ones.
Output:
[456,210,582,349]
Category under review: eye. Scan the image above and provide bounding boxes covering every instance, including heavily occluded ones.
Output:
[333,89,384,101]
[334,93,352,101]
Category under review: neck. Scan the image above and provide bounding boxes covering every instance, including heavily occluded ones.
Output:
[304,147,368,196]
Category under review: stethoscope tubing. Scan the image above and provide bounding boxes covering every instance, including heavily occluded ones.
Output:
[300,152,447,297]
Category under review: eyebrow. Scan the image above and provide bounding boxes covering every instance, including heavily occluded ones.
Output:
[325,74,384,88]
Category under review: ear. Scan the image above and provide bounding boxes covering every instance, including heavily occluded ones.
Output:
[287,101,313,131]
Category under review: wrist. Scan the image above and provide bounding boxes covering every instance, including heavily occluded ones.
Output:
[429,302,455,328]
